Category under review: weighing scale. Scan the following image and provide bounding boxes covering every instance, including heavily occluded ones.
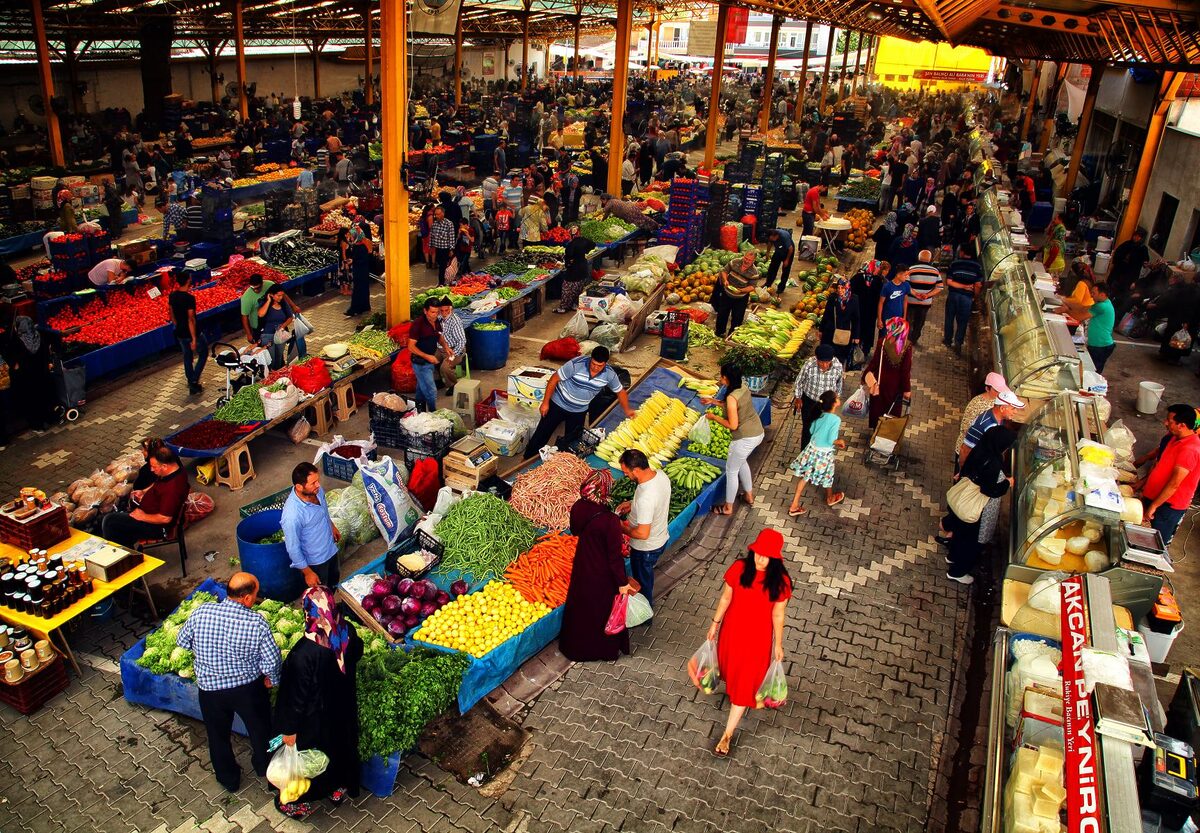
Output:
[1121,523,1173,573]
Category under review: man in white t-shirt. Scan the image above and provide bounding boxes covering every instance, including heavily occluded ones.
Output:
[616,449,672,607]
[88,257,130,287]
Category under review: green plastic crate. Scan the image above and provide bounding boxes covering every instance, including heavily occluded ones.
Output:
[238,487,292,519]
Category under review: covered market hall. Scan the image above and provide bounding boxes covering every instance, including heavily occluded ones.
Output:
[0,0,1199,831]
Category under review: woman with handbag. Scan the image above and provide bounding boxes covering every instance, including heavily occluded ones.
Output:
[819,277,860,365]
[945,427,1015,584]
[559,470,635,662]
[862,317,913,429]
[258,287,296,370]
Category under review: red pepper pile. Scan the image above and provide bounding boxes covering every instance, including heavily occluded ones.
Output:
[169,419,246,450]
[542,227,571,244]
[290,357,332,394]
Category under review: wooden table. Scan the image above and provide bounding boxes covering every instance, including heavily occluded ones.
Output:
[0,530,163,675]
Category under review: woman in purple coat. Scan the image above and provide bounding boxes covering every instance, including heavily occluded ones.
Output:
[559,470,635,662]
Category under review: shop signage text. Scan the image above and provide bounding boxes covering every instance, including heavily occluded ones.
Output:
[1060,575,1101,833]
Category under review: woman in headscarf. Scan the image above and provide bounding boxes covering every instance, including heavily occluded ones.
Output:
[2,314,54,435]
[873,212,898,261]
[1043,215,1068,278]
[819,277,860,365]
[887,223,921,277]
[850,260,885,362]
[946,427,1015,584]
[344,222,373,317]
[559,469,634,662]
[272,586,364,820]
[862,317,913,428]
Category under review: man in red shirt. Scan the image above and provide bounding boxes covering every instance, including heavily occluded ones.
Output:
[1141,403,1200,545]
[802,183,829,237]
[101,445,190,547]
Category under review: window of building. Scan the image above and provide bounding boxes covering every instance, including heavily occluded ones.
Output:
[1150,193,1180,255]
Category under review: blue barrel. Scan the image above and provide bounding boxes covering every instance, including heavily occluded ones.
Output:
[236,509,303,602]
[469,322,511,371]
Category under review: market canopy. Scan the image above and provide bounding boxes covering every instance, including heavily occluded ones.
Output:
[0,0,1195,68]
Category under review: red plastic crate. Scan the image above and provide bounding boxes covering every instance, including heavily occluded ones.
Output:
[474,389,508,428]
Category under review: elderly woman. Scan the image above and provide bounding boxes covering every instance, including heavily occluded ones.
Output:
[819,277,860,365]
[559,470,634,662]
[272,586,364,819]
[518,197,547,250]
[862,317,913,428]
[713,249,760,337]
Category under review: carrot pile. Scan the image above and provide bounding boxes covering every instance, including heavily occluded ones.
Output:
[509,452,595,530]
[504,531,578,607]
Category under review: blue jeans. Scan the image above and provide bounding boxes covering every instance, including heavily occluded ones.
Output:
[944,291,973,347]
[629,544,666,607]
[178,333,208,385]
[413,359,438,411]
[1151,504,1187,546]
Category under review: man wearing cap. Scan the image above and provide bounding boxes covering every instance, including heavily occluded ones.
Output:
[791,344,844,449]
[937,372,1008,544]
[958,384,1024,472]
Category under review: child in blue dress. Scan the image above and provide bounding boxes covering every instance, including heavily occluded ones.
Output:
[787,389,846,515]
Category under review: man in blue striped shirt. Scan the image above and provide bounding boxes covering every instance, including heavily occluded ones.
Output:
[177,572,281,792]
[523,347,635,459]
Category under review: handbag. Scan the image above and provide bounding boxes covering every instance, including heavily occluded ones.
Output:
[833,328,852,346]
[293,313,314,338]
[272,324,294,345]
[843,345,883,419]
[946,476,989,524]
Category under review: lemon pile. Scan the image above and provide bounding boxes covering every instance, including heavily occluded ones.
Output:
[594,390,700,470]
[414,581,551,659]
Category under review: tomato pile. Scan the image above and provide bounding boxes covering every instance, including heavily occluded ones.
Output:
[541,226,571,244]
[450,274,493,296]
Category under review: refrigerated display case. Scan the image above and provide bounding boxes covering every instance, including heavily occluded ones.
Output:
[989,266,1082,401]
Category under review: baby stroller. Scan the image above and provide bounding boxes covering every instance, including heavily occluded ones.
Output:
[864,399,910,471]
[50,358,86,423]
[210,342,270,408]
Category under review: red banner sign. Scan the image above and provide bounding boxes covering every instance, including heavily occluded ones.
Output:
[1060,575,1102,833]
[725,8,749,44]
[913,70,989,83]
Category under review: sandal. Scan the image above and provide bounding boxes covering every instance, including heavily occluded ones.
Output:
[275,799,315,820]
[712,735,732,757]
[827,492,845,507]
[788,506,807,517]
[329,788,350,806]
[711,505,732,516]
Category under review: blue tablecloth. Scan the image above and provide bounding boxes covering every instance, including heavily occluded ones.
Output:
[0,229,47,258]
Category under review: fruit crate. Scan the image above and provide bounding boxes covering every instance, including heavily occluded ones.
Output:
[474,389,508,428]
[0,653,69,715]
[386,529,445,579]
[368,400,414,449]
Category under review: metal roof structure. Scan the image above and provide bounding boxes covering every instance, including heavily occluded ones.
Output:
[0,0,1196,67]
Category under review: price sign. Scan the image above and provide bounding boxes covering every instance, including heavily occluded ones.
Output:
[1060,575,1102,833]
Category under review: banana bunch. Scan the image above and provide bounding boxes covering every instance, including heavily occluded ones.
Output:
[594,391,700,470]
[777,319,815,359]
[677,375,719,398]
[663,458,723,491]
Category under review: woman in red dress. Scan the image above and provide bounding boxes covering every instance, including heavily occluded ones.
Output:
[705,528,792,757]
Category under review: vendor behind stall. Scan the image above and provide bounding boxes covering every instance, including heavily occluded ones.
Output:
[281,462,341,588]
[101,445,189,547]
[555,225,593,314]
[523,347,635,460]
[88,257,130,287]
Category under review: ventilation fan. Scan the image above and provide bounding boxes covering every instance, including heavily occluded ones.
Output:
[225,81,240,97]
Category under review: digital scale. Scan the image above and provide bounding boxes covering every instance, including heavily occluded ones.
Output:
[1121,522,1173,572]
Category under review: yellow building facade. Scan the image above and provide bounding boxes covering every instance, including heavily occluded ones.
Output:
[872,37,995,91]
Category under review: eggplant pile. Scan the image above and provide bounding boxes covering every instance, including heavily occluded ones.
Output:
[267,240,338,278]
[359,575,469,639]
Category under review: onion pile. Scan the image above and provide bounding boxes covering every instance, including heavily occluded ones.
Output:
[360,576,469,638]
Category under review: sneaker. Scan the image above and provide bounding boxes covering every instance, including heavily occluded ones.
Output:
[188,383,203,395]
[934,534,951,547]
[946,572,974,585]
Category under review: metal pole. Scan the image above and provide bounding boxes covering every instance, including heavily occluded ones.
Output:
[703,3,730,170]
[234,0,248,120]
[1036,62,1068,156]
[759,15,782,134]
[1062,65,1102,198]
[1117,71,1182,243]
[1020,60,1043,143]
[380,0,410,325]
[853,31,863,95]
[573,17,581,82]
[365,7,375,106]
[521,12,530,91]
[795,19,812,123]
[311,39,323,99]
[819,26,835,116]
[454,11,463,106]
[608,0,632,194]
[31,0,63,167]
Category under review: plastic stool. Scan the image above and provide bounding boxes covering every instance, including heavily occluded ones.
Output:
[215,445,256,491]
[332,382,358,421]
[305,394,335,436]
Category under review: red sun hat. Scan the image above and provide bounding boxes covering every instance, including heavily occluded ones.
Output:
[748,529,784,560]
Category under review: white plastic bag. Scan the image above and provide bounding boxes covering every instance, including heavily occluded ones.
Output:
[358,456,420,546]
[754,660,788,709]
[626,592,654,627]
[687,417,712,446]
[431,486,460,517]
[312,434,377,469]
[266,745,310,803]
[842,385,869,418]
[260,380,301,421]
[1105,419,1136,461]
[687,639,720,694]
[590,323,627,351]
[561,311,590,340]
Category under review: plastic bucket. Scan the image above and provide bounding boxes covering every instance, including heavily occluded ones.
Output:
[1137,381,1166,415]
[1093,252,1111,276]
[235,509,303,602]
[1096,235,1113,253]
[468,322,510,371]
[1139,620,1183,663]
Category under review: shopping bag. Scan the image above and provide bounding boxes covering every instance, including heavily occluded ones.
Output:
[1169,327,1193,351]
[842,385,870,418]
[625,592,654,627]
[444,256,460,284]
[946,476,989,524]
[687,416,712,446]
[298,748,329,778]
[687,639,720,694]
[560,310,590,340]
[1117,312,1139,337]
[754,660,788,709]
[293,312,315,338]
[604,594,628,635]
[849,344,866,369]
[266,744,312,803]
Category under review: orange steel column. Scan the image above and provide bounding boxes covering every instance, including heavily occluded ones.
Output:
[380,0,410,325]
[573,17,581,81]
[703,3,730,170]
[819,27,835,115]
[795,19,812,123]
[1020,60,1043,142]
[234,0,249,120]
[521,11,530,91]
[1062,65,1102,197]
[31,0,63,167]
[607,0,632,194]
[454,11,463,106]
[759,15,782,134]
[1117,71,1182,244]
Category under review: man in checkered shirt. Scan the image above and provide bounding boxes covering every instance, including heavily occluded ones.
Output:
[177,572,281,793]
[429,206,457,286]
[791,343,845,449]
[437,296,467,393]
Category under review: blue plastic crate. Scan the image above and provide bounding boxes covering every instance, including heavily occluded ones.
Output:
[320,446,378,481]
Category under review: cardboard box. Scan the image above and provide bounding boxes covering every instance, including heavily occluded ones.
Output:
[475,419,528,458]
[508,366,555,405]
[443,437,499,491]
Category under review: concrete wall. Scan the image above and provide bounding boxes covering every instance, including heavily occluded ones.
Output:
[1137,126,1200,259]
[0,46,525,128]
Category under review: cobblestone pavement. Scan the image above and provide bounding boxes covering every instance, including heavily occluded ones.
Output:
[0,283,978,832]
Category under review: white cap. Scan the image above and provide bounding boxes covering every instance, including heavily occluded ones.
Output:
[996,389,1025,409]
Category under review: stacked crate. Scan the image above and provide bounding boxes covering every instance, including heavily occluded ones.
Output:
[200,183,234,244]
[296,188,320,230]
[704,179,731,249]
[48,235,91,290]
[84,227,112,266]
[656,178,696,263]
[758,153,785,232]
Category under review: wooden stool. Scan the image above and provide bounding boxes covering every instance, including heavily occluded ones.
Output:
[332,382,357,422]
[305,394,335,436]
[214,444,256,491]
